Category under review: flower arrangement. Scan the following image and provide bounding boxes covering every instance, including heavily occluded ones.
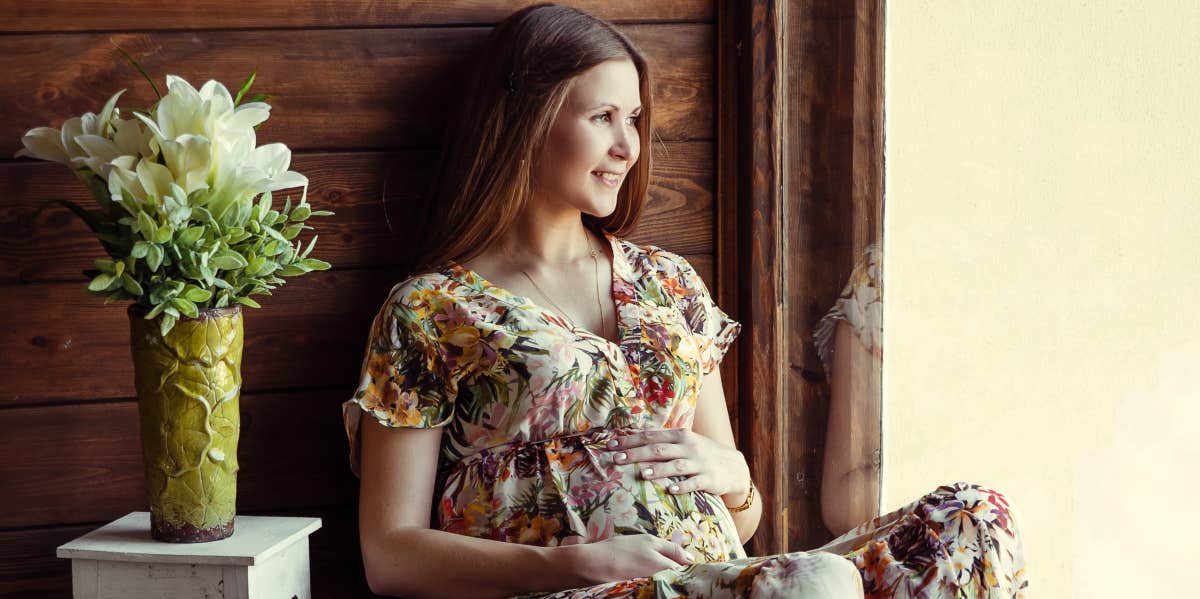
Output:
[16,71,331,334]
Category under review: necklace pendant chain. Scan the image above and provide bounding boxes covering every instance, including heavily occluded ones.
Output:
[513,228,609,341]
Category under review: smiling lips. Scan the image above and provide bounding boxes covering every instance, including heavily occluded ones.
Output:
[592,170,623,188]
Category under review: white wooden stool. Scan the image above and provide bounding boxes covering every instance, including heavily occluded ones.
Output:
[57,511,322,599]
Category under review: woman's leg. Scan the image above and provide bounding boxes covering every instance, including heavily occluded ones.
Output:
[518,550,863,599]
[819,481,1029,598]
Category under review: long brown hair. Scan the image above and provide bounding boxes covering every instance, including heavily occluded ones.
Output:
[405,3,654,275]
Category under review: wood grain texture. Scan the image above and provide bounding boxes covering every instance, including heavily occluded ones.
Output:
[0,24,712,158]
[0,256,714,406]
[0,390,360,530]
[0,141,713,283]
[721,0,787,557]
[1,1,713,33]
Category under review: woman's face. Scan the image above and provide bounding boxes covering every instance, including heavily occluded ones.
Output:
[532,58,642,218]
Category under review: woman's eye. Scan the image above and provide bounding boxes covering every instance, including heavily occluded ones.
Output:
[593,113,640,126]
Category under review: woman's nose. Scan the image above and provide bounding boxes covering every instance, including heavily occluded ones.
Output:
[610,129,635,161]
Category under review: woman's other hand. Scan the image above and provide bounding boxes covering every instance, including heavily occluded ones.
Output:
[605,428,752,498]
[561,533,693,585]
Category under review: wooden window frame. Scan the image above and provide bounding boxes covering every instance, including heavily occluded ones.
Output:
[717,0,885,554]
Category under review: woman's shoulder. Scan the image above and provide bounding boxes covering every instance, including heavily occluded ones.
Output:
[378,269,461,313]
[611,235,696,279]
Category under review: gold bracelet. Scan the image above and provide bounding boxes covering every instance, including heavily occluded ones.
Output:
[725,481,755,513]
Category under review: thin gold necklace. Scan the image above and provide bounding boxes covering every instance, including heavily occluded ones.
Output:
[510,228,608,339]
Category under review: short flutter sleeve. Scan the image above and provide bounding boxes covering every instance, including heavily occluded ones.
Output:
[813,242,882,380]
[652,249,743,375]
[342,280,456,477]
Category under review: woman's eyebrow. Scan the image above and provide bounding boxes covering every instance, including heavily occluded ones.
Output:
[588,101,643,112]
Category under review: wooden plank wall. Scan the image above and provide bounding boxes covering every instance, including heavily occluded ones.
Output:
[0,2,719,596]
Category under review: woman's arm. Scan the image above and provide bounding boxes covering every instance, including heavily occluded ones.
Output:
[691,367,763,543]
[819,321,881,538]
[358,417,563,597]
[357,415,692,598]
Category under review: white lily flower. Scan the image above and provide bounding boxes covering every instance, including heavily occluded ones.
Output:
[107,156,148,210]
[15,127,71,164]
[136,158,175,203]
[160,134,212,196]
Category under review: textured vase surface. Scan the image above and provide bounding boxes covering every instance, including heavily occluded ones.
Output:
[128,304,243,542]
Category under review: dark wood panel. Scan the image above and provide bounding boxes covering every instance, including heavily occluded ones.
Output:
[1,25,713,158]
[1,142,714,283]
[722,0,787,557]
[0,389,360,529]
[0,256,713,406]
[0,505,370,599]
[1,0,713,33]
[0,524,83,599]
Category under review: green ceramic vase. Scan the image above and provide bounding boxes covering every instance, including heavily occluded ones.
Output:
[128,304,243,542]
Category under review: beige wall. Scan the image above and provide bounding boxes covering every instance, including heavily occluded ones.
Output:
[883,2,1199,596]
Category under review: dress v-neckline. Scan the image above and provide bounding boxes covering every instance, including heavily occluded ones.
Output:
[445,230,628,348]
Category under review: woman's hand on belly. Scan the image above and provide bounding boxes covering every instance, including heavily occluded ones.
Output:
[603,428,752,500]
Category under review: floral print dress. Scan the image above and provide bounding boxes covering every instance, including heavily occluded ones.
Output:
[342,231,1028,598]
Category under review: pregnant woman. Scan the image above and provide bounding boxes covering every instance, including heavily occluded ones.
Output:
[342,4,1026,597]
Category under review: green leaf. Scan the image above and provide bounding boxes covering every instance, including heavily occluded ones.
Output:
[278,265,306,277]
[246,93,271,104]
[262,225,288,243]
[310,210,335,217]
[215,291,231,308]
[211,250,248,271]
[300,258,331,271]
[159,314,176,337]
[153,224,173,244]
[183,286,213,303]
[245,255,265,276]
[88,273,115,292]
[171,297,199,318]
[121,273,144,296]
[235,296,261,309]
[94,259,117,274]
[300,235,318,259]
[137,211,157,240]
[234,70,257,106]
[178,226,205,246]
[104,289,127,305]
[289,205,311,221]
[281,224,303,240]
[147,244,164,271]
[146,301,167,319]
[113,261,125,277]
[131,241,151,259]
[194,206,216,224]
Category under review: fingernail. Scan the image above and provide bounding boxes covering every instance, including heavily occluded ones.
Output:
[606,440,618,448]
[617,452,627,462]
[669,484,680,493]
[642,468,653,478]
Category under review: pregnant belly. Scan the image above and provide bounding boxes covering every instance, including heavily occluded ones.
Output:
[439,427,747,563]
